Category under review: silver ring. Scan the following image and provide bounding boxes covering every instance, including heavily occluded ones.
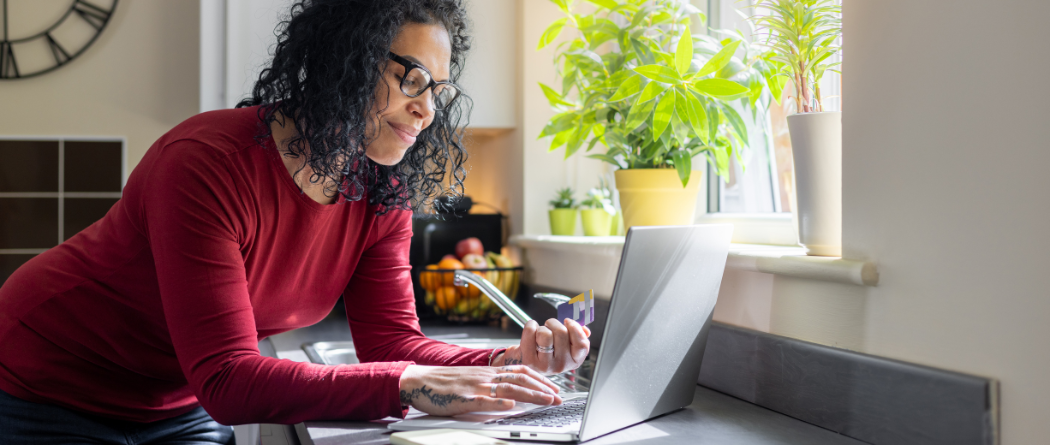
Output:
[490,384,497,398]
[536,344,554,353]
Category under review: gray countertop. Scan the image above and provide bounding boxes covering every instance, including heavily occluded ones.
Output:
[297,385,864,445]
[267,310,866,445]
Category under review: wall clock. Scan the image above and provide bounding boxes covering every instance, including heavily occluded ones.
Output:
[0,0,118,80]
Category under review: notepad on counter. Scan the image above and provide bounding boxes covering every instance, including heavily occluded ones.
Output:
[556,290,595,326]
[391,428,509,445]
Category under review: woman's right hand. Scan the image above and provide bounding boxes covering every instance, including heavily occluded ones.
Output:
[398,364,562,416]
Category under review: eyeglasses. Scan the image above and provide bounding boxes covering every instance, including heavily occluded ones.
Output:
[387,52,461,111]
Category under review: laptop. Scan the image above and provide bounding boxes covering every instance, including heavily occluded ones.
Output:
[389,224,733,442]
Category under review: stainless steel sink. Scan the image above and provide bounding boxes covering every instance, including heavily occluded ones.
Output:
[302,338,592,393]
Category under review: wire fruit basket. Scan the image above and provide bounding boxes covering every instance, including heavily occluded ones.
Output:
[418,267,523,322]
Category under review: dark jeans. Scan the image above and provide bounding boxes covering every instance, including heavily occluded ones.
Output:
[0,388,234,444]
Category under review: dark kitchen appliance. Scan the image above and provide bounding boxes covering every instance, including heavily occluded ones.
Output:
[409,197,505,319]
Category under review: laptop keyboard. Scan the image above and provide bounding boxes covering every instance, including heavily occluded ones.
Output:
[486,398,587,428]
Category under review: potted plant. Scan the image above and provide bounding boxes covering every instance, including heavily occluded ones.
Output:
[537,0,776,229]
[548,187,578,236]
[744,0,842,256]
[579,179,616,236]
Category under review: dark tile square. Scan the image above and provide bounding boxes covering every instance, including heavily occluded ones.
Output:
[0,140,59,192]
[64,198,119,240]
[0,254,38,285]
[0,198,58,249]
[64,141,123,192]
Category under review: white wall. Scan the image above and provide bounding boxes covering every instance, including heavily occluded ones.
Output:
[460,0,517,128]
[0,1,200,170]
[844,1,1050,442]
[516,0,1050,441]
[519,0,611,236]
[717,1,1050,442]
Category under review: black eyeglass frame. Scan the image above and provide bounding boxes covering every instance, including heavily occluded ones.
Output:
[387,52,461,110]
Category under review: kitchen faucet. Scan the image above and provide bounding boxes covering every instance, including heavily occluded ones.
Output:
[452,270,570,328]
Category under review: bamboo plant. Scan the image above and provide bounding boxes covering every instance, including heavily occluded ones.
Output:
[537,0,778,186]
[742,0,841,113]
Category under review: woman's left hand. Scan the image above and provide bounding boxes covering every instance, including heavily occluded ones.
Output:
[493,319,591,375]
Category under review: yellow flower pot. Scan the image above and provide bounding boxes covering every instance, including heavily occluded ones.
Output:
[614,168,702,230]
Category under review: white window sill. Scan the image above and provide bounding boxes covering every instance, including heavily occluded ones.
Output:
[510,234,878,289]
[695,213,799,246]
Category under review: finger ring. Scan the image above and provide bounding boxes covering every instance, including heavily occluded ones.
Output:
[536,344,554,353]
[490,384,497,398]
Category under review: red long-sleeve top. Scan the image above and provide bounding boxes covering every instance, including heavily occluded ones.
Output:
[0,106,495,425]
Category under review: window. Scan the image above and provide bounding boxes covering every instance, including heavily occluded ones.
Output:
[695,0,841,245]
[0,138,124,283]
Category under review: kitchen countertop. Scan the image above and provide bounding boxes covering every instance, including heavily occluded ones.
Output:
[265,309,865,445]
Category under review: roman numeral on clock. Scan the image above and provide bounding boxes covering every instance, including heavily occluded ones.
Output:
[0,42,18,79]
[46,33,72,65]
[0,0,117,80]
[72,0,113,31]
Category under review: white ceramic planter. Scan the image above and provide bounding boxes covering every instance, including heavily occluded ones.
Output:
[787,112,842,256]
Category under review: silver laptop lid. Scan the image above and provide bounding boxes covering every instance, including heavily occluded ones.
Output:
[578,224,732,442]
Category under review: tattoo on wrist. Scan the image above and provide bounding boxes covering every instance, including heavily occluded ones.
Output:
[399,385,473,407]
[502,352,523,366]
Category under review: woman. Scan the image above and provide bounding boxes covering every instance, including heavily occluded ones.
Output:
[0,0,590,442]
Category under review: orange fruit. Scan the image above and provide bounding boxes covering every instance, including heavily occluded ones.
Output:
[435,286,459,311]
[419,264,439,291]
[457,271,483,299]
[437,257,464,287]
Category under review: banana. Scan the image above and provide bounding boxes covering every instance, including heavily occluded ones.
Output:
[483,254,500,290]
[486,251,515,297]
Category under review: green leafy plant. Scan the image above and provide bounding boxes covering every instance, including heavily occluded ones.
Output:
[741,0,841,113]
[580,178,615,214]
[549,187,578,209]
[537,0,776,186]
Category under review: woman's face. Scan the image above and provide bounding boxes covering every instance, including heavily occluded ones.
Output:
[367,23,453,166]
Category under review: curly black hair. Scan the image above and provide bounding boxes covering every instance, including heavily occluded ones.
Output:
[237,0,472,214]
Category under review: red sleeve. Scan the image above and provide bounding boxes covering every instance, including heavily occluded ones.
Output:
[343,209,506,368]
[142,141,411,425]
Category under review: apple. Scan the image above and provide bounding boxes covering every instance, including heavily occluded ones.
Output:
[461,253,487,270]
[455,237,485,259]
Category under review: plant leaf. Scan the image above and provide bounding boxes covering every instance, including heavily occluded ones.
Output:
[682,90,709,144]
[671,149,692,187]
[636,81,666,103]
[538,82,575,107]
[608,75,643,101]
[694,40,741,78]
[551,0,571,15]
[550,129,572,152]
[624,97,657,132]
[539,112,578,138]
[584,0,618,10]
[674,25,693,76]
[721,104,748,147]
[565,120,589,158]
[651,91,676,138]
[691,78,750,98]
[538,18,568,50]
[567,48,605,69]
[633,64,680,83]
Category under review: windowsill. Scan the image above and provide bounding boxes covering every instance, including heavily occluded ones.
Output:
[510,234,878,287]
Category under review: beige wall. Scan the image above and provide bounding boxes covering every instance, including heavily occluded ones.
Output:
[519,0,611,236]
[715,1,1050,443]
[0,0,200,172]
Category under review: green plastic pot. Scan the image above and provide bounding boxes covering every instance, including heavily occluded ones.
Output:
[548,209,578,236]
[610,212,625,236]
[580,209,613,236]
